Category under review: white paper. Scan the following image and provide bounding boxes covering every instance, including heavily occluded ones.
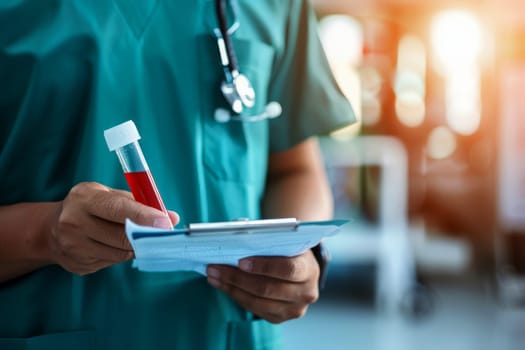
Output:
[125,219,346,275]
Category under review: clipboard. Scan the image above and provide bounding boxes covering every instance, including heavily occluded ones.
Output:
[131,217,348,239]
[126,218,350,274]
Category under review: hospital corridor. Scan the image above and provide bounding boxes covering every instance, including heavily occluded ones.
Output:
[284,0,525,348]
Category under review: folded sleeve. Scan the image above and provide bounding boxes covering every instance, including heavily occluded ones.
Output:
[268,0,356,152]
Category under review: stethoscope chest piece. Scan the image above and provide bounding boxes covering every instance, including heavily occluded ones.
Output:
[221,72,255,114]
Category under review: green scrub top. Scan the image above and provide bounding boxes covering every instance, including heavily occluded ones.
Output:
[0,1,355,349]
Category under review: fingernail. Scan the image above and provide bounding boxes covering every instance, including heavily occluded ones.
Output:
[153,216,172,229]
[168,210,180,224]
[239,260,252,272]
[207,267,221,279]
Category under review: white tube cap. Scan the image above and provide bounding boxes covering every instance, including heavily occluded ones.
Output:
[104,120,141,151]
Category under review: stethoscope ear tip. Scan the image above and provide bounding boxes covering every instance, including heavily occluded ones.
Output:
[266,101,282,119]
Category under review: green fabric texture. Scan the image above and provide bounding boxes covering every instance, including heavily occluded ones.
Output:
[0,0,355,349]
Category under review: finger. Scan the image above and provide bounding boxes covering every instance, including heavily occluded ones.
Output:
[86,218,133,250]
[207,277,306,324]
[86,238,134,263]
[112,189,134,199]
[58,237,133,273]
[238,254,313,282]
[112,189,180,227]
[207,265,317,303]
[87,186,171,227]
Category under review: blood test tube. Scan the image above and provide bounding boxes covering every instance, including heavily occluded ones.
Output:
[104,121,172,227]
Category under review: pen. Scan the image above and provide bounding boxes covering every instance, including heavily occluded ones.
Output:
[104,120,173,229]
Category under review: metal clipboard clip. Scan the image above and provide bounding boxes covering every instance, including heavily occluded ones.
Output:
[187,218,298,236]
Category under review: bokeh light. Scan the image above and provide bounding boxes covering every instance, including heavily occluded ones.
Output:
[427,126,457,159]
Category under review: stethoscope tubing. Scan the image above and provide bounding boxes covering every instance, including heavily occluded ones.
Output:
[215,0,238,75]
[212,0,282,122]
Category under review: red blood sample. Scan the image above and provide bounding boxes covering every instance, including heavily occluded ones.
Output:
[125,170,168,213]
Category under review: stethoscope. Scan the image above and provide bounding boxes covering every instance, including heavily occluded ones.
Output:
[213,0,282,123]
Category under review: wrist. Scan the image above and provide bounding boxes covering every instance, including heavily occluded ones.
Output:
[34,202,61,265]
[14,202,61,266]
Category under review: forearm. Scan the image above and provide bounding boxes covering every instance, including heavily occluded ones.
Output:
[258,139,332,296]
[262,169,333,221]
[0,202,57,282]
[262,139,333,221]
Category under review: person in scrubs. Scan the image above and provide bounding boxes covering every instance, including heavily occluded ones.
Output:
[0,1,355,349]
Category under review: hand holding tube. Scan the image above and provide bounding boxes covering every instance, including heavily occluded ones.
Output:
[47,182,178,275]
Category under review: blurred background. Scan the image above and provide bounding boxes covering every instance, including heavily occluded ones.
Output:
[283,0,525,349]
